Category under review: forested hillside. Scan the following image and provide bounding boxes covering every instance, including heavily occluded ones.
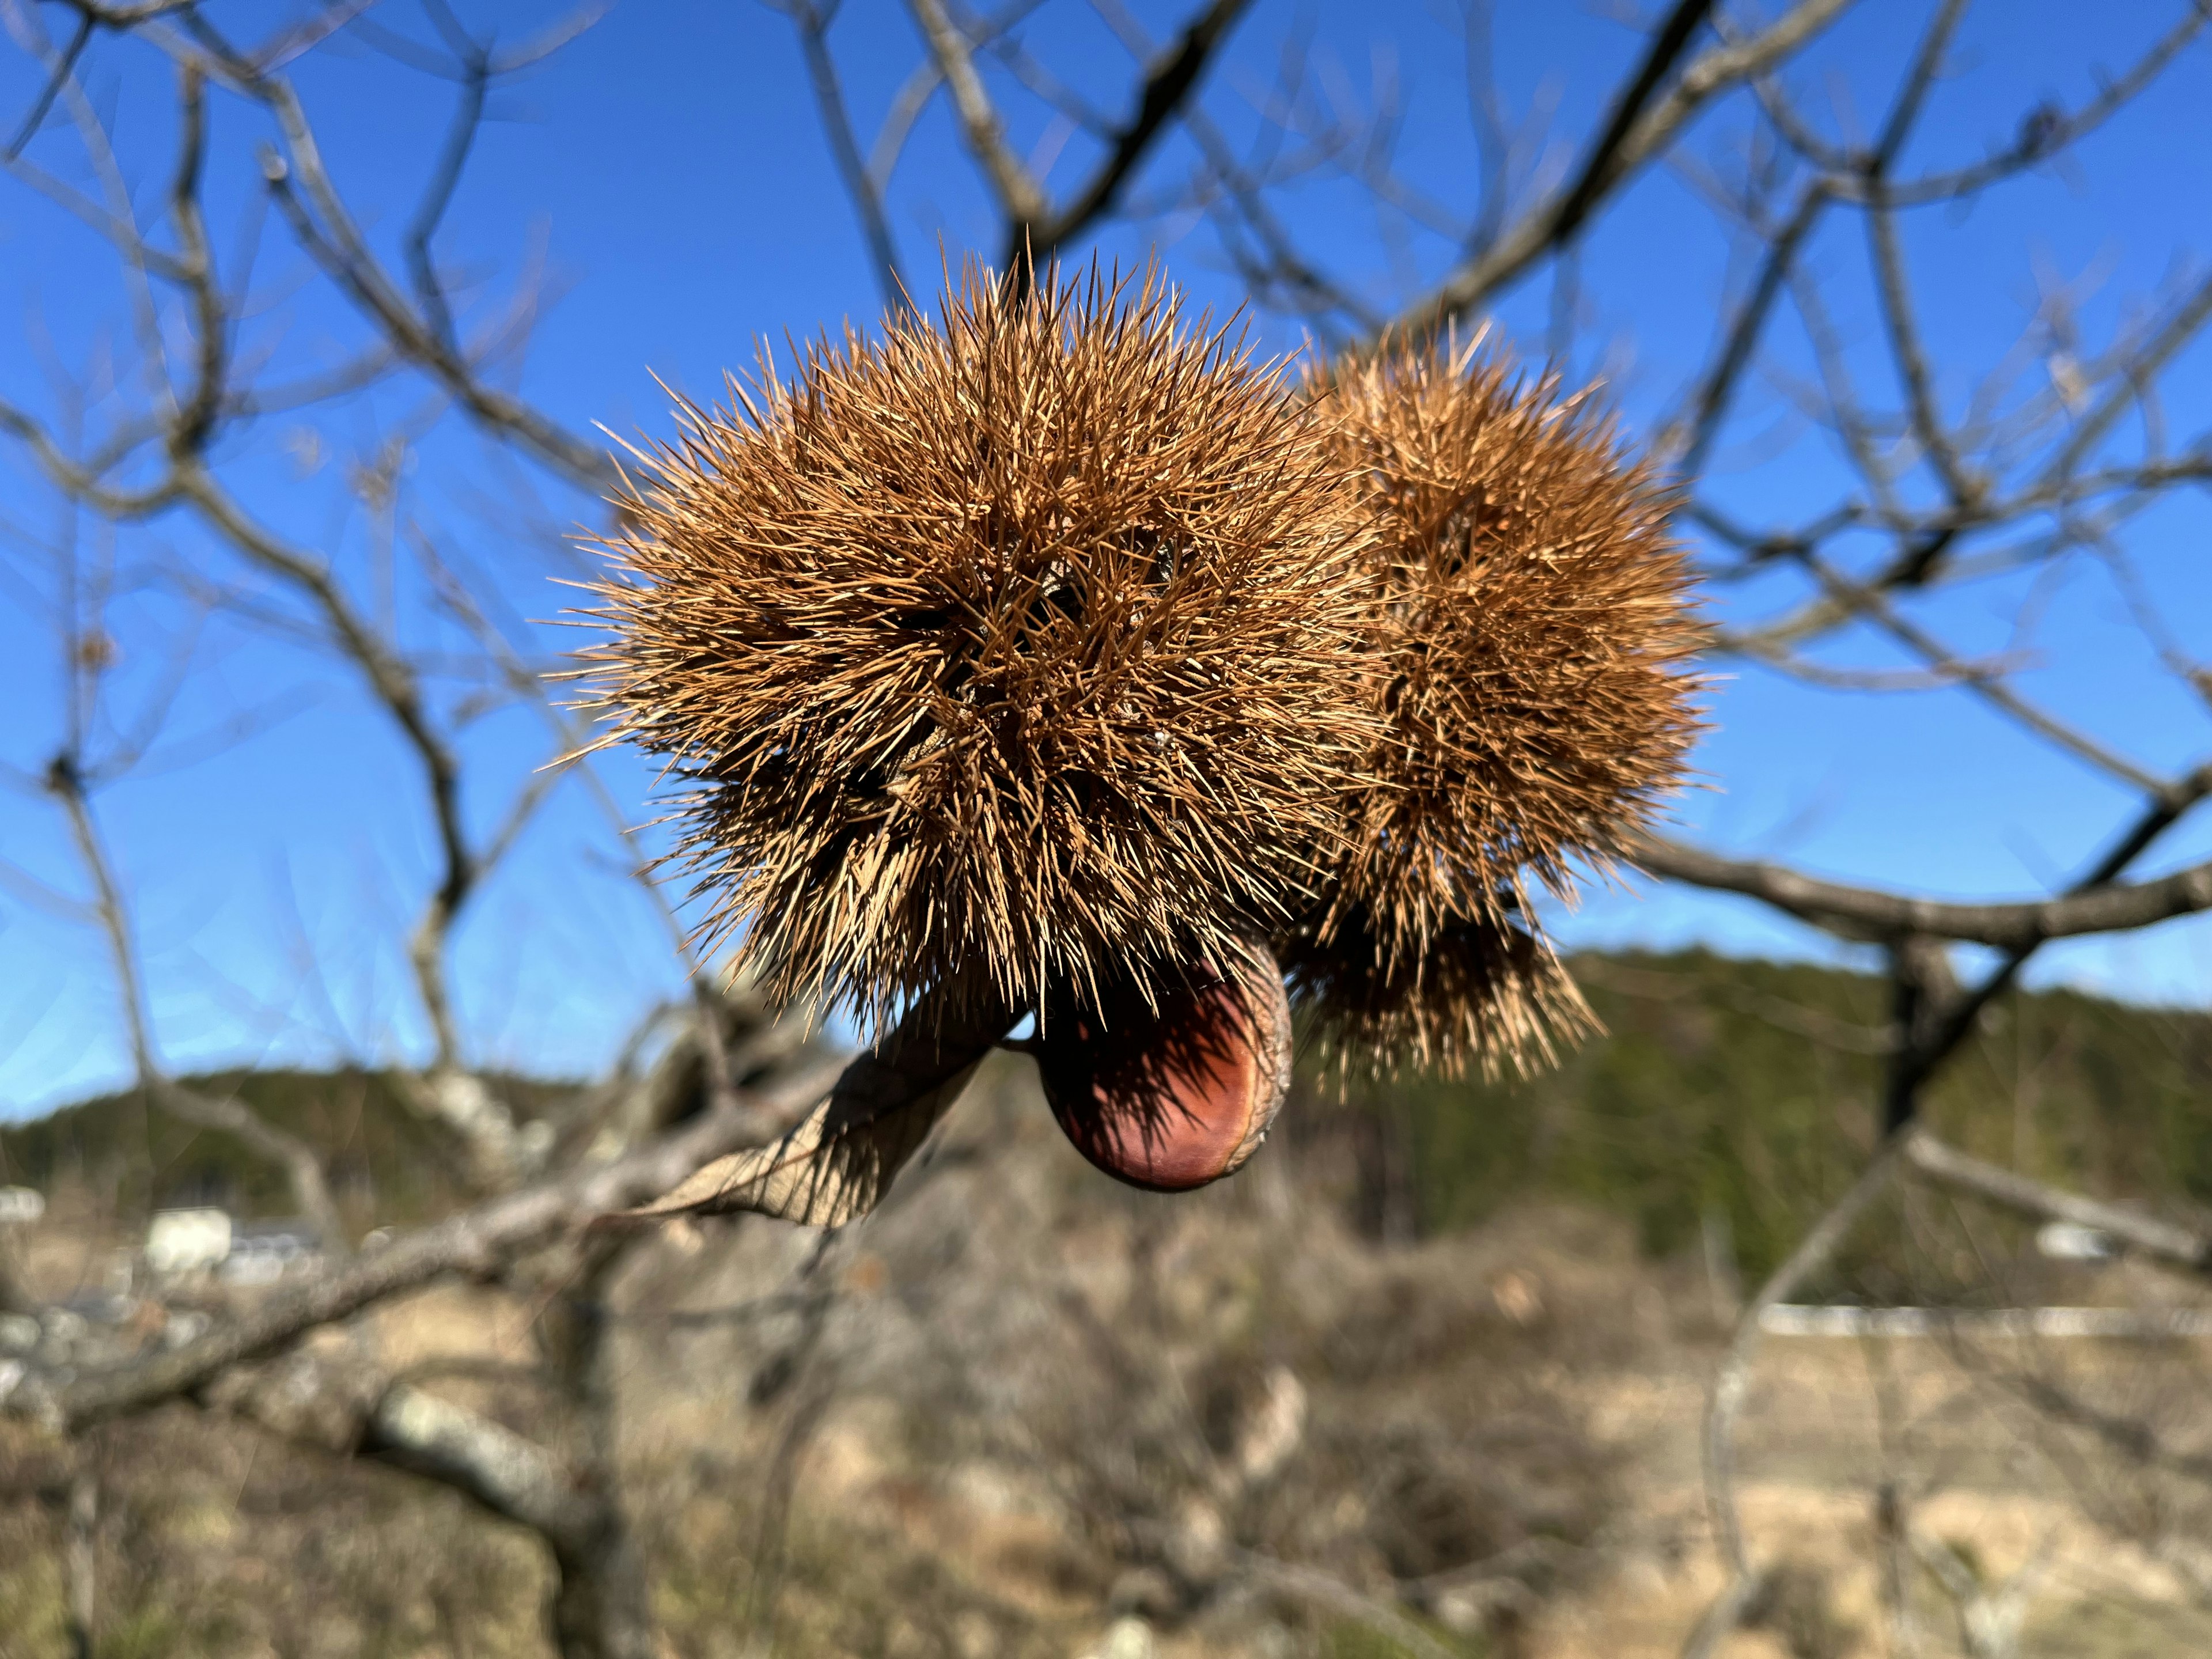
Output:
[1338,949,2212,1287]
[0,1068,581,1229]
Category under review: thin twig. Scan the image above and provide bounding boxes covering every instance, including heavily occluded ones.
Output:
[1377,0,1859,344]
[1631,832,2212,949]
[44,752,348,1251]
[1,1048,846,1431]
[777,0,909,313]
[1687,1132,1907,1656]
[3,6,91,160]
[905,0,1047,230]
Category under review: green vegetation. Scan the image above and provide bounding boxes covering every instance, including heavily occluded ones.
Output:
[1329,948,2212,1285]
[0,1068,582,1230]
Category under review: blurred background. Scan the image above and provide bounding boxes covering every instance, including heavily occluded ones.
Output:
[3,1,2212,1655]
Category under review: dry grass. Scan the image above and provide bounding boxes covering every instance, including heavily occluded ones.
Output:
[12,1063,2212,1658]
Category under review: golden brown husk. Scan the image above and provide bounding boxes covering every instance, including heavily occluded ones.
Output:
[581,265,1378,1033]
[1290,335,1702,1076]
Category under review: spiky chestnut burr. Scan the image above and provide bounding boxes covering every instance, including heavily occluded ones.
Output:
[1036,940,1292,1192]
[582,264,1377,1038]
[1290,335,1702,1077]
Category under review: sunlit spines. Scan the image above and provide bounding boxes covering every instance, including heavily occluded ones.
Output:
[580,262,1380,1036]
[1287,335,1703,1075]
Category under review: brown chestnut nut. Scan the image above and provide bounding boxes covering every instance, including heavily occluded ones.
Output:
[1036,941,1293,1192]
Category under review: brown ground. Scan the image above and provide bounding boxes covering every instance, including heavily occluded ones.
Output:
[9,1060,2212,1657]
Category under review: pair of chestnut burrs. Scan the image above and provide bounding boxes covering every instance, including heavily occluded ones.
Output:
[582,263,1700,1228]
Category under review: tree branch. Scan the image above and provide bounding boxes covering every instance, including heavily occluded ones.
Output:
[1016,0,1253,264]
[210,1347,597,1545]
[1902,1130,2212,1271]
[1666,178,1830,478]
[1866,189,1975,502]
[1378,0,1859,343]
[1686,1132,1907,1657]
[122,11,622,489]
[1793,550,2164,793]
[1547,0,1714,249]
[1631,832,2212,949]
[209,1342,654,1659]
[44,751,349,1252]
[906,0,1048,230]
[3,6,92,161]
[777,0,910,314]
[0,1046,847,1432]
[402,21,491,356]
[1862,0,2212,206]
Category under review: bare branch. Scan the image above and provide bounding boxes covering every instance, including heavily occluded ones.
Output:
[1869,0,1968,166]
[169,475,472,992]
[1844,0,1978,505]
[869,0,1054,194]
[0,395,182,518]
[402,30,491,355]
[906,0,1048,230]
[1687,1132,1908,1657]
[43,752,348,1252]
[1380,0,1859,343]
[408,523,700,976]
[2035,266,2212,492]
[1873,756,2212,1123]
[0,1047,847,1432]
[1866,191,1975,501]
[1017,0,1253,263]
[372,1381,589,1534]
[1665,179,1830,478]
[1794,551,2164,793]
[209,1338,656,1658]
[166,62,228,454]
[1547,0,1715,250]
[1457,0,1510,255]
[93,12,622,489]
[1179,107,1382,338]
[1902,1129,2212,1271]
[210,1348,597,1545]
[775,0,910,313]
[1631,828,2212,949]
[2,5,90,161]
[1711,631,2021,693]
[1868,1,2212,206]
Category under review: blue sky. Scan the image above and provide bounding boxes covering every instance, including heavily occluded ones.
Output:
[2,0,2209,1116]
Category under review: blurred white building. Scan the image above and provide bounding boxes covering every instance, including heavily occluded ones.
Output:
[142,1208,323,1283]
[0,1185,44,1225]
[221,1220,321,1285]
[144,1207,233,1275]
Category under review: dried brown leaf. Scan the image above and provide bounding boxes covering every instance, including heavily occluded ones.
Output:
[623,985,1015,1227]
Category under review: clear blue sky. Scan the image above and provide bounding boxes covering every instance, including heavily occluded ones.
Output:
[3,0,2209,1116]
